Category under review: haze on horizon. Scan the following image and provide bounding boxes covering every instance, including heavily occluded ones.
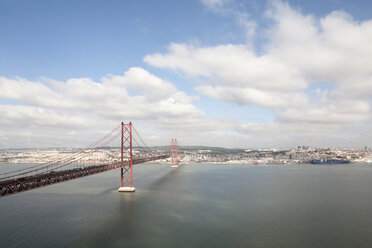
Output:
[1,0,372,149]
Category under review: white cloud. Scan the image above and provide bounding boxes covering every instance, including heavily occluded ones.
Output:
[145,44,311,112]
[331,77,372,99]
[200,0,228,9]
[103,67,178,101]
[267,1,372,83]
[195,85,306,107]
[236,12,257,41]
[199,0,256,42]
[144,43,308,109]
[145,43,306,92]
[277,100,370,124]
[141,0,372,147]
[145,0,372,128]
[0,105,92,129]
[3,1,372,148]
[0,77,73,108]
[0,67,229,148]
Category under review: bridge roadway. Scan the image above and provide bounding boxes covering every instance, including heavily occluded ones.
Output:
[0,155,169,198]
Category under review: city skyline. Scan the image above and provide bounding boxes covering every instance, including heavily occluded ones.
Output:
[1,0,372,148]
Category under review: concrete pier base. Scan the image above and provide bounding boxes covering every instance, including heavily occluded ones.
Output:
[118,187,136,192]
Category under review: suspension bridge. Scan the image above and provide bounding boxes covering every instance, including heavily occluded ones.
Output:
[0,122,179,198]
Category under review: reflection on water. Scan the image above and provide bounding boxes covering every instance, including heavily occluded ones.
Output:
[1,163,372,247]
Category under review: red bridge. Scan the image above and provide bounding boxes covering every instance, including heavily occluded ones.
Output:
[0,122,179,197]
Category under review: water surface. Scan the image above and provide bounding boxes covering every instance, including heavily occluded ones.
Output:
[1,163,372,247]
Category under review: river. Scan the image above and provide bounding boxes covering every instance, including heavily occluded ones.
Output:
[1,163,372,247]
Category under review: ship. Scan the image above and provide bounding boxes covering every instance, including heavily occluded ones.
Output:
[310,159,350,164]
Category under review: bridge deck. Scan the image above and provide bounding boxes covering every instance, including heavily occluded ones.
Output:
[0,155,169,198]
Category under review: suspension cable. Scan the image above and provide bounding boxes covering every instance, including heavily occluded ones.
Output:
[0,124,121,180]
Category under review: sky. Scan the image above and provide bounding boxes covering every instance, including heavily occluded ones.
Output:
[1,0,372,149]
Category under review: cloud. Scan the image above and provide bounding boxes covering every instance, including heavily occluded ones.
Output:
[0,105,92,129]
[195,85,306,107]
[0,76,73,108]
[199,0,256,41]
[267,1,372,83]
[331,77,372,99]
[145,43,306,92]
[144,43,308,109]
[145,0,372,129]
[3,0,372,148]
[200,0,228,9]
[277,100,370,124]
[48,68,204,121]
[0,67,229,148]
[103,67,178,101]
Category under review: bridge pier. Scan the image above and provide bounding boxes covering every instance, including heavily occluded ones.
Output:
[171,138,178,168]
[118,187,135,192]
[118,122,135,193]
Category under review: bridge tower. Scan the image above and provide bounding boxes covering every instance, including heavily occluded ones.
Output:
[118,122,135,192]
[171,138,178,168]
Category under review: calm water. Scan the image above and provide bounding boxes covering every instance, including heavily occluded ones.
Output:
[1,163,372,248]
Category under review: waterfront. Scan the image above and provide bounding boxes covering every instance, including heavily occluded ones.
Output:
[1,163,372,247]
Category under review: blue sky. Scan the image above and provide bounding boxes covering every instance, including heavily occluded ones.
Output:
[2,0,372,81]
[1,0,372,148]
[1,0,241,79]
